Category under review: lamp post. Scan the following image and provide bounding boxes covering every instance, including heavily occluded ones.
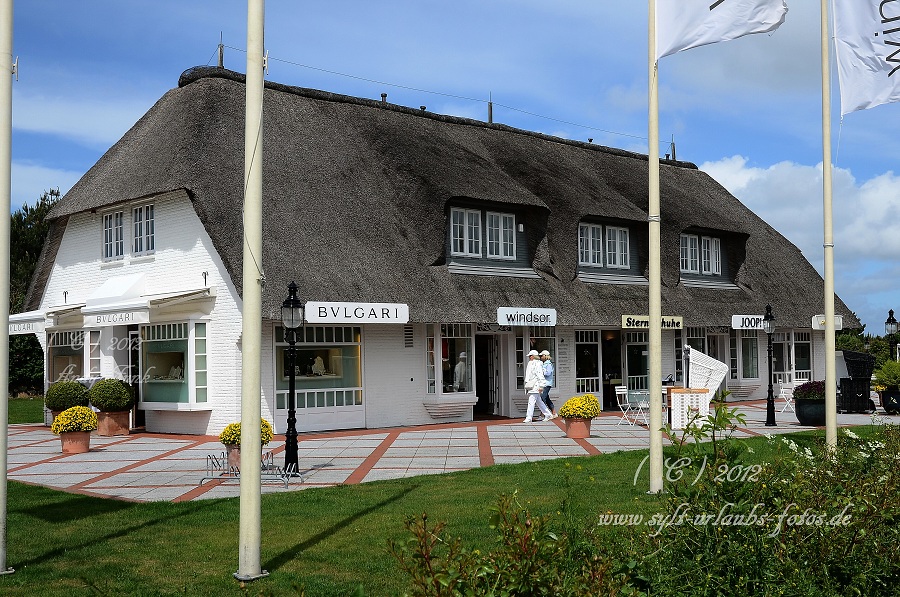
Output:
[281,281,303,474]
[886,309,898,362]
[763,305,776,427]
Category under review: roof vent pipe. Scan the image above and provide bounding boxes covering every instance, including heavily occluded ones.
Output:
[420,106,426,111]
[488,100,493,123]
[381,93,387,103]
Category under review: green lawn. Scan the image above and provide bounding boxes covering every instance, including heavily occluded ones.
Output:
[0,426,858,596]
[7,396,44,424]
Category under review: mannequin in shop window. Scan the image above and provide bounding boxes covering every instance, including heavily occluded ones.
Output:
[454,352,467,392]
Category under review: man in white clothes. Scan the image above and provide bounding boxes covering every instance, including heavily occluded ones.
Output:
[523,349,555,422]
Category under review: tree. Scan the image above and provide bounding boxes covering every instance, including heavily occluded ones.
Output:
[8,189,59,395]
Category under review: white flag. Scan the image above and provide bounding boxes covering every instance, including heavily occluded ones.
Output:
[834,0,900,114]
[656,0,788,60]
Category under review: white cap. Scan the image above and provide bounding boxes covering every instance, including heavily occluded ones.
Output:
[527,350,539,357]
[539,350,550,356]
[459,352,466,358]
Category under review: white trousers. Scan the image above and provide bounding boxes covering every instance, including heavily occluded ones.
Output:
[526,391,552,420]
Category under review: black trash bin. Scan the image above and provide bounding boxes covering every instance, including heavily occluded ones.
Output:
[838,377,875,413]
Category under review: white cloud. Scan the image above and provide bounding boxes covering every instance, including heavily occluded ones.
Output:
[12,90,151,148]
[11,162,81,211]
[700,155,900,333]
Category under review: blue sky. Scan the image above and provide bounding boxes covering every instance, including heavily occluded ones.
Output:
[9,1,900,334]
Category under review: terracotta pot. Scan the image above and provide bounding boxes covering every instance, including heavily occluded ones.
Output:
[564,417,592,439]
[59,431,91,454]
[226,444,241,469]
[97,411,131,436]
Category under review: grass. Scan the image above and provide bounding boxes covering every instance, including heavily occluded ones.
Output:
[0,425,871,596]
[7,396,44,424]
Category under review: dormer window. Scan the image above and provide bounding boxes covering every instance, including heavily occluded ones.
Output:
[681,234,721,275]
[578,223,629,269]
[450,207,516,260]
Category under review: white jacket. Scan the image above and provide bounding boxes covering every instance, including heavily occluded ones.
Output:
[524,358,545,392]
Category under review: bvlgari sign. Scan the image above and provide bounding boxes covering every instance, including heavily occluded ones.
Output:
[9,320,45,335]
[92,311,151,326]
[305,302,410,324]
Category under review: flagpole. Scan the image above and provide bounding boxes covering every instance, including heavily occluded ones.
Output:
[647,0,664,494]
[235,0,268,582]
[820,0,837,449]
[0,0,14,576]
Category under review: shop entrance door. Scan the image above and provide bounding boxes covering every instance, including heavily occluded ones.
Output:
[474,334,499,416]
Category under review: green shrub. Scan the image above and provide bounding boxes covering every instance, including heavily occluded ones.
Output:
[875,359,900,389]
[88,378,134,412]
[793,379,826,400]
[44,380,88,412]
[390,493,628,596]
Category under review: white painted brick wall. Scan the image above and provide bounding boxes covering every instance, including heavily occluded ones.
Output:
[363,324,450,427]
[39,191,245,436]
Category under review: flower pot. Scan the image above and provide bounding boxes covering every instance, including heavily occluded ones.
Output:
[59,431,91,454]
[882,389,900,415]
[97,411,130,436]
[795,399,827,426]
[564,417,592,439]
[225,444,241,469]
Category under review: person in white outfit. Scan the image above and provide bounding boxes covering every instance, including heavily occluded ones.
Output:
[523,350,555,422]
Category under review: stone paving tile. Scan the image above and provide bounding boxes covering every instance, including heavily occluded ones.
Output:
[6,403,883,502]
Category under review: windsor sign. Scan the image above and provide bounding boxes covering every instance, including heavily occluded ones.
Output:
[496,307,557,327]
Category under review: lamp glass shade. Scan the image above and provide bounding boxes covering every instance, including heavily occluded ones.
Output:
[886,310,898,336]
[281,282,303,330]
[762,319,775,335]
[281,304,303,330]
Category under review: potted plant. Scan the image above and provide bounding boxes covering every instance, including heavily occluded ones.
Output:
[558,394,601,439]
[44,380,89,423]
[88,379,135,436]
[51,405,98,454]
[875,360,900,414]
[793,380,826,426]
[219,419,275,468]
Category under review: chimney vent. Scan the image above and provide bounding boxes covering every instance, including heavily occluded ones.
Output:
[381,93,387,103]
[420,106,426,111]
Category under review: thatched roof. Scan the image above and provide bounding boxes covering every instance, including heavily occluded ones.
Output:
[28,66,859,329]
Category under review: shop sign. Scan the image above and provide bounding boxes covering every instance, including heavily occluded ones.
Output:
[91,311,151,326]
[9,320,45,335]
[621,315,683,329]
[811,314,843,331]
[731,315,764,330]
[305,301,409,324]
[496,307,557,327]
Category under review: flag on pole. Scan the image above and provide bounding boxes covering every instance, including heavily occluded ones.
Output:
[656,0,788,60]
[834,1,900,114]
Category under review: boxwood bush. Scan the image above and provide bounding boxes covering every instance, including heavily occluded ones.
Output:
[88,378,134,412]
[44,380,89,412]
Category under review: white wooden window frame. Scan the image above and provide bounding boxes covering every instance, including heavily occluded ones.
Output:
[680,234,700,274]
[450,207,481,258]
[701,236,721,275]
[102,211,125,261]
[486,212,516,260]
[606,225,630,269]
[578,223,603,266]
[133,204,156,256]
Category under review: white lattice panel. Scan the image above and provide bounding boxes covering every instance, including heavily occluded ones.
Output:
[670,390,710,429]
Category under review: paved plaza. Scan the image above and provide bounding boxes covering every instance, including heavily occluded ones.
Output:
[6,400,882,502]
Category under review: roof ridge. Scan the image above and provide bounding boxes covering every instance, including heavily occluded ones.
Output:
[177,65,697,170]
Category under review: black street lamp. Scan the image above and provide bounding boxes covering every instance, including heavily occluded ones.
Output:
[886,309,898,362]
[763,305,776,427]
[281,281,304,474]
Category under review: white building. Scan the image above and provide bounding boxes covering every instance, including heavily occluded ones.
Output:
[11,67,859,436]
